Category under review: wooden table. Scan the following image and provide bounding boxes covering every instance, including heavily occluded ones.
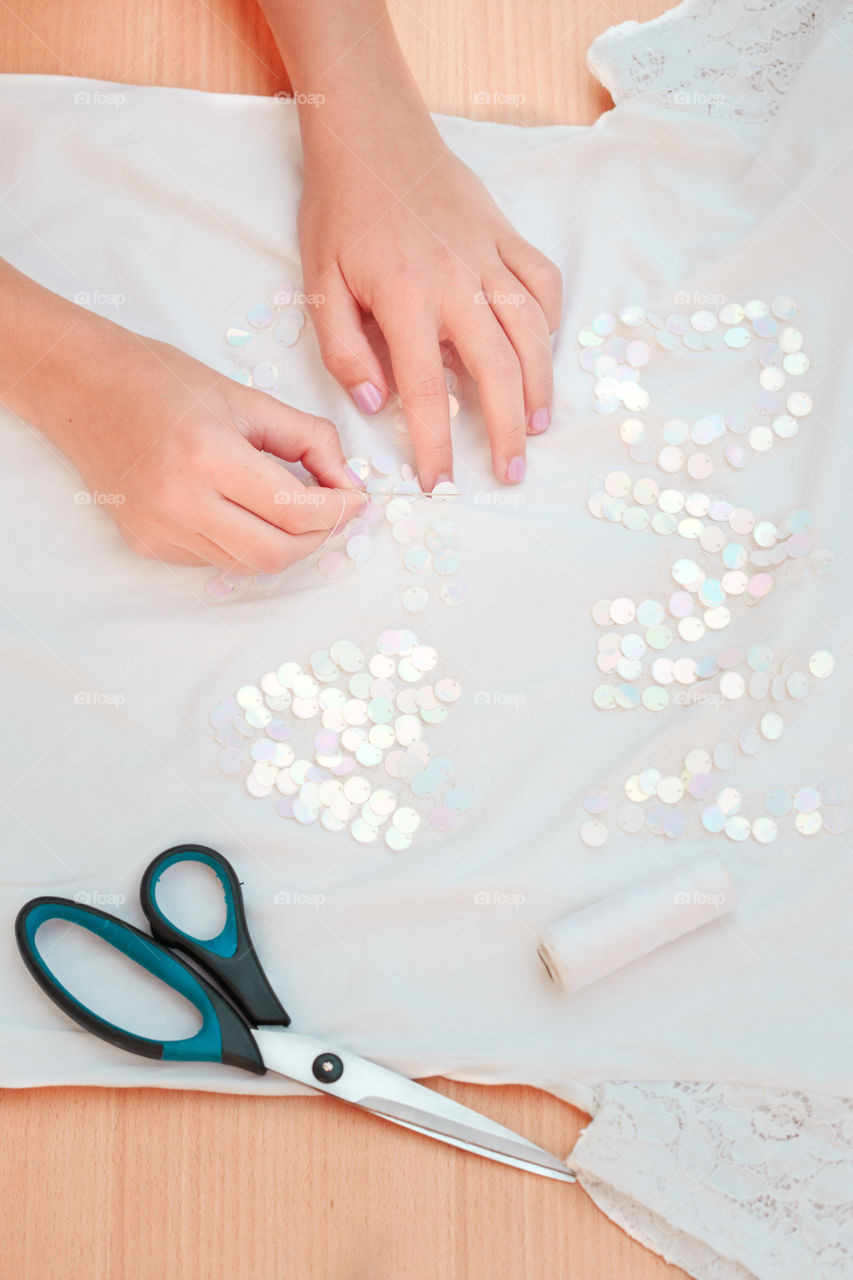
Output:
[1,2,688,1276]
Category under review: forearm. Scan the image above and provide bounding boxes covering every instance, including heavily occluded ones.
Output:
[258,0,444,162]
[0,260,124,446]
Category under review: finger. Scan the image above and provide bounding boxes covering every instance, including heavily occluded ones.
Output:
[211,497,333,576]
[217,431,364,536]
[309,266,387,415]
[174,532,257,576]
[377,305,451,491]
[238,392,359,492]
[483,273,553,435]
[497,237,563,335]
[450,305,527,484]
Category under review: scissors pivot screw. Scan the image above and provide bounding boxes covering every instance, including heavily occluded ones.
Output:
[312,1052,344,1083]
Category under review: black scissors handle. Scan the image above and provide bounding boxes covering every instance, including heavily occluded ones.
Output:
[140,845,289,1028]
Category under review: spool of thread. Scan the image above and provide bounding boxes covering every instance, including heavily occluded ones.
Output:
[538,851,735,993]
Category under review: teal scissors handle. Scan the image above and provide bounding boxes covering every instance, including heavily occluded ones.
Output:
[16,845,288,1074]
[140,845,289,1027]
[15,895,266,1074]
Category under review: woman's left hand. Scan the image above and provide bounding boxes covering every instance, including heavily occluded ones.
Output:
[297,106,563,491]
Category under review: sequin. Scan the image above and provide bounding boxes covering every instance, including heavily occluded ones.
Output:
[251,362,278,390]
[226,327,252,347]
[808,650,835,678]
[787,392,812,417]
[717,787,742,816]
[794,811,823,836]
[820,777,846,805]
[724,326,750,349]
[720,672,745,700]
[702,806,725,833]
[402,586,429,612]
[576,816,607,849]
[785,672,809,699]
[824,808,851,835]
[346,534,374,562]
[783,352,810,375]
[350,817,379,843]
[433,548,460,576]
[642,686,669,711]
[609,597,636,625]
[752,816,778,844]
[760,712,784,740]
[385,828,412,852]
[724,816,751,842]
[657,776,684,804]
[247,304,273,328]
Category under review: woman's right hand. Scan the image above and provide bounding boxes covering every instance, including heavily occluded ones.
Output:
[1,263,364,574]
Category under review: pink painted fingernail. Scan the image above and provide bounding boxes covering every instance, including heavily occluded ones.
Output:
[351,381,383,414]
[528,407,550,434]
[507,455,526,483]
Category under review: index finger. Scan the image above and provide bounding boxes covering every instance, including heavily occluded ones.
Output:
[379,307,451,492]
[217,437,365,535]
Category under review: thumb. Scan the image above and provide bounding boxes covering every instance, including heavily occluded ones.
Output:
[310,266,388,415]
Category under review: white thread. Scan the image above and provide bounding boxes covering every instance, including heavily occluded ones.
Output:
[538,851,735,993]
[315,487,349,554]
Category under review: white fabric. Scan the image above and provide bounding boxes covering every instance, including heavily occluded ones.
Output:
[1,1,853,1275]
[572,1081,853,1279]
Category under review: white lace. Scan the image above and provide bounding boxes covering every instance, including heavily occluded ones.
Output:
[587,0,853,128]
[570,1080,853,1279]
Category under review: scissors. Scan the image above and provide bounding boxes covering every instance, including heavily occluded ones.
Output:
[15,844,574,1183]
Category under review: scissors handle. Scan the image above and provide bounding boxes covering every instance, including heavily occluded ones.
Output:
[15,897,265,1073]
[139,845,289,1028]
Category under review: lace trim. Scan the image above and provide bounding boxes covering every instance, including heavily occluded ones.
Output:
[587,0,853,127]
[570,1080,853,1279]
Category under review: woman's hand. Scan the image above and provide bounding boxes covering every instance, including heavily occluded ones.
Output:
[0,263,363,573]
[257,0,563,492]
[299,110,562,491]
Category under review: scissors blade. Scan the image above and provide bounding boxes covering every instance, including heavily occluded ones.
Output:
[253,1029,575,1183]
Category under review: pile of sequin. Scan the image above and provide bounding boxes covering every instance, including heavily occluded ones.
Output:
[590,523,829,712]
[210,631,470,850]
[223,282,306,391]
[315,456,466,612]
[578,298,812,476]
[581,768,848,848]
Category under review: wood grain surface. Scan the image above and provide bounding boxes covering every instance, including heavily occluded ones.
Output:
[1,1,687,1277]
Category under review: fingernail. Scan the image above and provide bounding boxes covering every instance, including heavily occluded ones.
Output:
[344,465,365,487]
[351,381,383,414]
[528,407,550,435]
[434,473,453,485]
[507,455,526,484]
